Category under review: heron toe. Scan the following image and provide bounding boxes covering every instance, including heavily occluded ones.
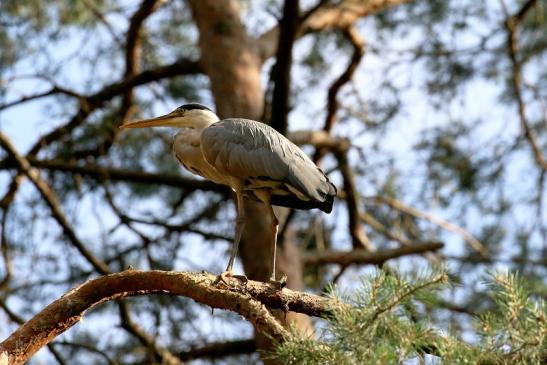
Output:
[213,270,248,287]
[268,274,287,290]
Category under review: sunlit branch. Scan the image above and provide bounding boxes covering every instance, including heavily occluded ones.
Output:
[0,271,335,364]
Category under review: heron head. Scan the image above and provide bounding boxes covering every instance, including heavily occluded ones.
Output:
[120,103,219,130]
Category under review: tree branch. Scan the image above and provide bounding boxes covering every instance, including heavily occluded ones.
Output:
[368,196,487,256]
[118,301,183,365]
[0,271,335,364]
[71,0,163,160]
[179,339,256,361]
[269,0,300,135]
[0,157,227,193]
[27,57,202,156]
[0,134,111,274]
[302,241,443,266]
[257,0,410,61]
[504,0,546,170]
[0,86,81,112]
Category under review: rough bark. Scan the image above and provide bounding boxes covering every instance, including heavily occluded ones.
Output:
[0,271,335,365]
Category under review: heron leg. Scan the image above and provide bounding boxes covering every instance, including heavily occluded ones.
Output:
[269,207,279,282]
[214,188,247,287]
[255,191,286,288]
[225,188,246,273]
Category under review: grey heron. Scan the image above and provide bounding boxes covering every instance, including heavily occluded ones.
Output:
[121,103,336,285]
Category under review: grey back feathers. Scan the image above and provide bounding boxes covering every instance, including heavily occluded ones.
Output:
[201,119,337,212]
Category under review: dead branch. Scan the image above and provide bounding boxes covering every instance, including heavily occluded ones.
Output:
[0,270,335,365]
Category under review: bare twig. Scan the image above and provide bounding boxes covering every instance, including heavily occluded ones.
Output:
[337,150,373,250]
[503,0,546,170]
[0,86,81,112]
[118,301,183,365]
[0,157,227,193]
[301,241,443,266]
[0,133,110,274]
[323,27,365,135]
[179,338,256,361]
[368,196,487,256]
[27,57,202,156]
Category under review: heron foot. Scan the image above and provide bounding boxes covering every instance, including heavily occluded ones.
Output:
[268,274,287,290]
[213,271,248,288]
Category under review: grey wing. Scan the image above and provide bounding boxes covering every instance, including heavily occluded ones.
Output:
[200,119,335,203]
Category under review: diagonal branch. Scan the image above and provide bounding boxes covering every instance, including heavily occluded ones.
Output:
[118,301,184,365]
[27,57,202,156]
[72,0,163,160]
[323,26,365,135]
[368,196,487,256]
[0,86,82,112]
[0,133,110,274]
[0,271,335,365]
[503,0,546,170]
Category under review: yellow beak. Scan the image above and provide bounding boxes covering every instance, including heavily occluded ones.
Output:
[120,111,181,129]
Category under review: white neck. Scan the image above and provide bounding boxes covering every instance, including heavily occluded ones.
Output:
[190,110,220,130]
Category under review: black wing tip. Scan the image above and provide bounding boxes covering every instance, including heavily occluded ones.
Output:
[320,189,335,213]
[320,179,337,213]
[270,181,337,213]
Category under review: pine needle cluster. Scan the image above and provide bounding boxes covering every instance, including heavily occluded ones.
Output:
[270,267,546,365]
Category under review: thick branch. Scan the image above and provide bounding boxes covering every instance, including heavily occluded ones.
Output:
[257,0,410,61]
[302,241,443,266]
[0,271,335,364]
